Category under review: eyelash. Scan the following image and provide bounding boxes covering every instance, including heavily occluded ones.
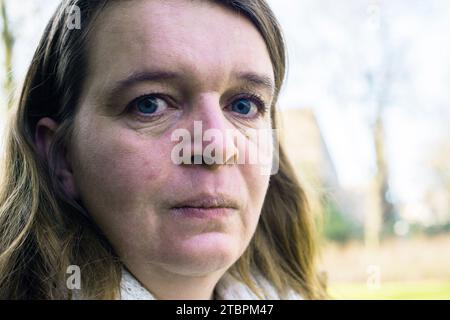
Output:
[232,92,268,116]
[124,93,170,120]
[124,92,268,120]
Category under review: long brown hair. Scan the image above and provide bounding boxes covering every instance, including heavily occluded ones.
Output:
[0,0,325,299]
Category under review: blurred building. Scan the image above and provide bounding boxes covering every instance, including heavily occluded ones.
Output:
[279,108,339,192]
[279,108,365,223]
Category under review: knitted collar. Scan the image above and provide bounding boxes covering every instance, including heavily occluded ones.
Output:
[120,268,303,300]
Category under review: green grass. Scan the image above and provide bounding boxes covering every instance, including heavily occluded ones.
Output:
[328,281,450,300]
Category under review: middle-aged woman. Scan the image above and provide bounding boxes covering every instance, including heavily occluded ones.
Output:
[0,0,326,299]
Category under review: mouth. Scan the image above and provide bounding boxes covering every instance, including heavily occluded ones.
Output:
[171,194,239,209]
[169,194,239,218]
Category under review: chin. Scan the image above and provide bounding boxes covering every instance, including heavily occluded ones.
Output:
[163,232,243,276]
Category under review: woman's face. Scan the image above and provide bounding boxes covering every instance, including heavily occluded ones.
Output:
[69,0,275,277]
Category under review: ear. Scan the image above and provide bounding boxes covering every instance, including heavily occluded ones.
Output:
[35,117,79,199]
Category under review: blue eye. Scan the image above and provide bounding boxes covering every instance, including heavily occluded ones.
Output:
[135,96,168,115]
[231,98,257,116]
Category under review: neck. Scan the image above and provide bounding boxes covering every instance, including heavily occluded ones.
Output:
[124,263,226,300]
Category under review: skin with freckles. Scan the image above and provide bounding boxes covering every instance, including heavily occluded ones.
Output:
[44,0,275,299]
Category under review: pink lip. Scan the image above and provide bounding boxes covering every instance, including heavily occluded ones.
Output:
[170,194,239,209]
[169,193,239,218]
[170,207,235,219]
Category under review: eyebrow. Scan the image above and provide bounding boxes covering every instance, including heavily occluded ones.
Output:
[231,71,275,94]
[107,69,275,97]
[110,70,180,94]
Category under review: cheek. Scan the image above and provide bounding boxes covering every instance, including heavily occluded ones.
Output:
[239,164,270,233]
[71,125,171,223]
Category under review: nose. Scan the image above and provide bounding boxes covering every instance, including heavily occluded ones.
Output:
[182,95,239,168]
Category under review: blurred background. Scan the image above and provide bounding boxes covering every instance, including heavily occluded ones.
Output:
[1,0,449,299]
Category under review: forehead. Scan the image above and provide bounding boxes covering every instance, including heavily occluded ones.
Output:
[85,0,274,88]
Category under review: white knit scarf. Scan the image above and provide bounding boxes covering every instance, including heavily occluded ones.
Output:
[120,268,303,300]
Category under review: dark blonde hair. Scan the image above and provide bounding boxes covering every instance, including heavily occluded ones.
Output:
[0,0,326,299]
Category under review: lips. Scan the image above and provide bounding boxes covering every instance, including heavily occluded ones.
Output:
[170,194,239,210]
[169,193,239,218]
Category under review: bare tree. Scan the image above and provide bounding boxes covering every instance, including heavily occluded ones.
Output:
[363,4,400,248]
